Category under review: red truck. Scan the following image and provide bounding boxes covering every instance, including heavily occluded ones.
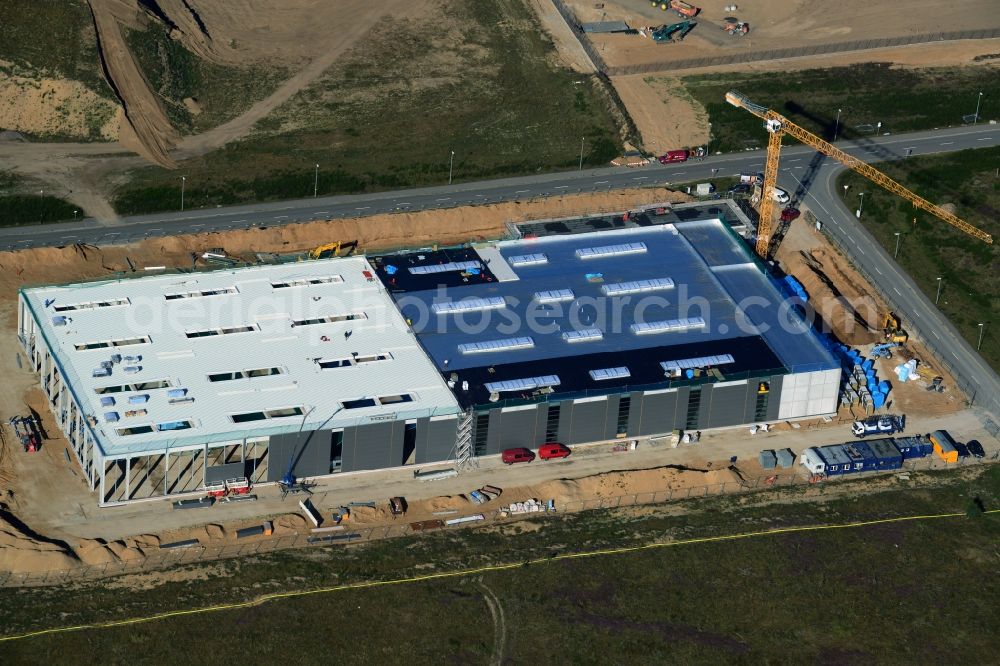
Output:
[657,146,706,164]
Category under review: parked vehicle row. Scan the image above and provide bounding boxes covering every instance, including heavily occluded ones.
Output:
[501,442,571,464]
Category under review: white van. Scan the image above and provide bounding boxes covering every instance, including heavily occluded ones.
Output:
[771,187,790,204]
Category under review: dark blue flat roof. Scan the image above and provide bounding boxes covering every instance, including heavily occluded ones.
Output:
[374,219,837,406]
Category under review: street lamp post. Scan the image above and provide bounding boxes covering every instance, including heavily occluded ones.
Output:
[834,108,841,141]
[977,323,985,351]
[579,137,585,171]
[73,209,78,221]
[935,277,943,304]
[857,192,865,219]
[974,92,983,125]
[893,232,901,259]
[313,164,319,198]
[180,176,186,212]
[448,150,455,185]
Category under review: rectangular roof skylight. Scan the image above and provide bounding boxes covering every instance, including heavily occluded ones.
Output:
[507,253,548,267]
[409,261,481,275]
[601,277,674,296]
[631,317,705,335]
[432,296,506,315]
[484,375,561,393]
[589,367,631,381]
[660,354,735,372]
[458,336,534,354]
[534,289,575,304]
[575,242,647,259]
[561,328,603,343]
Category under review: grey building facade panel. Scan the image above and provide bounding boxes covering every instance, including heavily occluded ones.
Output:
[344,422,398,472]
[703,384,748,429]
[568,398,610,444]
[496,407,543,448]
[486,409,504,456]
[419,416,458,463]
[638,390,679,436]
[556,401,574,444]
[266,430,332,481]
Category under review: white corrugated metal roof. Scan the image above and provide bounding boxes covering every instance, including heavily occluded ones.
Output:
[21,257,460,457]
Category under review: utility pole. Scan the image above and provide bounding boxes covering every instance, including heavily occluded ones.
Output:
[314,164,319,198]
[935,277,943,305]
[977,323,985,351]
[893,232,901,259]
[579,137,585,171]
[180,176,186,212]
[448,150,455,185]
[974,92,983,125]
[834,108,841,141]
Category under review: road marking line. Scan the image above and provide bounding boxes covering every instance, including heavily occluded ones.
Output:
[633,176,648,180]
[355,207,369,210]
[933,330,940,339]
[436,197,451,201]
[594,181,608,184]
[914,311,920,318]
[670,172,686,176]
[977,137,992,141]
[875,266,882,275]
[395,203,410,206]
[940,141,954,145]
[274,216,288,219]
[555,185,568,189]
[232,219,246,223]
[893,287,901,295]
[858,247,866,255]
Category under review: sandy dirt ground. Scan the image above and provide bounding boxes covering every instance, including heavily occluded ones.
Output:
[611,74,709,154]
[565,0,1000,70]
[0,77,120,141]
[0,187,985,578]
[529,0,597,72]
[774,212,962,417]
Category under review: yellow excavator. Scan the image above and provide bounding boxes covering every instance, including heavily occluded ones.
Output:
[724,90,993,258]
[308,240,358,260]
[882,312,908,343]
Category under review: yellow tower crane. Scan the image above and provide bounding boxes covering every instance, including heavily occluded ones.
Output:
[724,90,994,257]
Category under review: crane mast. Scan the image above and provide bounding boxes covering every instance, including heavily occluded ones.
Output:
[724,90,993,257]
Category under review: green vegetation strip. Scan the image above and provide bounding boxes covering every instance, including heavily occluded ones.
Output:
[2,508,995,645]
[112,0,622,215]
[836,146,1000,373]
[683,64,1000,153]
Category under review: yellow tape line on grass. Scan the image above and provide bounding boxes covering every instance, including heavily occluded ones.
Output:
[2,508,996,644]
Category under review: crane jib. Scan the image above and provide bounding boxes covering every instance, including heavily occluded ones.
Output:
[724,90,993,251]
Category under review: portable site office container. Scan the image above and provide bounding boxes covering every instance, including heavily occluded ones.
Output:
[818,445,852,475]
[868,439,903,470]
[845,441,878,472]
[893,435,931,459]
[800,447,826,475]
[759,449,777,469]
[775,448,795,468]
[930,430,958,463]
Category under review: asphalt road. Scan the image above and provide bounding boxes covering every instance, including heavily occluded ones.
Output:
[1,124,997,250]
[3,123,998,421]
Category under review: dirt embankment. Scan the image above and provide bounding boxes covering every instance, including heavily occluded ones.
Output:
[0,187,689,294]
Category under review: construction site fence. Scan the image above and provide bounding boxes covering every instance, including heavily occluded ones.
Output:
[0,453,992,589]
[593,28,1000,76]
[817,224,1000,423]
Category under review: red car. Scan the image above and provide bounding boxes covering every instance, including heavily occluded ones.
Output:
[501,447,535,464]
[658,149,689,164]
[780,207,801,223]
[538,442,572,460]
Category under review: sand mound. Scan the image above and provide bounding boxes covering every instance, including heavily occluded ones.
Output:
[275,513,308,535]
[190,524,227,543]
[533,466,728,504]
[348,506,392,524]
[106,540,145,561]
[75,538,120,566]
[0,507,80,574]
[425,496,468,513]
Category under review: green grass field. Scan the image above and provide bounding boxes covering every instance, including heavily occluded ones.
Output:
[112,0,622,215]
[3,466,999,662]
[0,0,110,98]
[684,65,1000,154]
[835,147,1000,374]
[123,26,287,135]
[0,172,83,225]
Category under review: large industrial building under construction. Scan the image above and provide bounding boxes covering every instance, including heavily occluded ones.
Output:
[19,206,840,505]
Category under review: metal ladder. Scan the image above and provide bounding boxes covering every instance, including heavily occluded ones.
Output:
[453,409,476,470]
